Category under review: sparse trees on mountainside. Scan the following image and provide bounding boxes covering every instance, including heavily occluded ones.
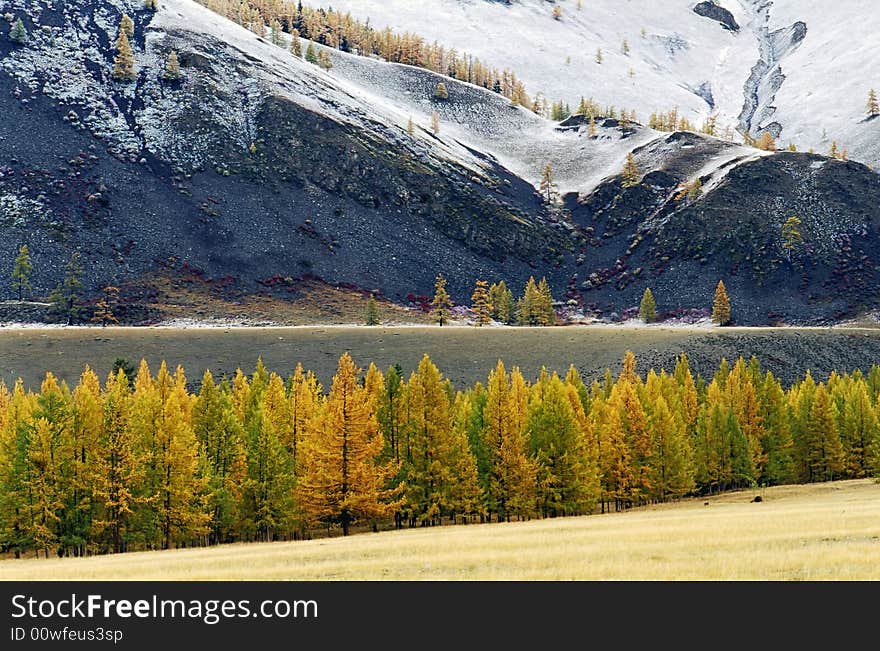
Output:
[539,164,559,206]
[112,29,136,81]
[289,29,302,57]
[48,252,84,324]
[10,244,31,301]
[622,153,640,187]
[431,273,453,326]
[712,280,731,326]
[365,294,380,326]
[9,18,27,44]
[471,280,492,326]
[92,286,120,327]
[757,132,777,151]
[489,281,514,324]
[781,215,804,261]
[162,51,180,80]
[639,288,656,323]
[867,89,879,119]
[194,0,538,110]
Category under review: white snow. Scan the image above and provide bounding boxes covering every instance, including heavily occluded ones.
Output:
[322,0,880,168]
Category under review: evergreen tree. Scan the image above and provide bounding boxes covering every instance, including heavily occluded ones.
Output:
[639,288,657,323]
[488,280,513,324]
[868,89,879,119]
[270,19,284,46]
[527,370,599,516]
[91,286,120,327]
[162,51,181,81]
[51,251,84,324]
[401,355,475,524]
[757,132,776,151]
[193,372,247,545]
[305,41,317,64]
[364,294,380,326]
[317,49,333,70]
[596,47,603,64]
[9,18,27,45]
[712,280,731,326]
[471,280,492,326]
[11,244,32,302]
[431,273,453,326]
[621,153,640,187]
[406,116,414,136]
[481,361,535,521]
[781,215,803,261]
[431,111,440,135]
[113,30,136,81]
[434,82,449,100]
[92,369,141,553]
[516,276,540,326]
[289,29,302,57]
[535,277,556,326]
[539,164,558,206]
[807,385,845,482]
[297,353,402,535]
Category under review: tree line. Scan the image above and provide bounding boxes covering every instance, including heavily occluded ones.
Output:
[2,350,879,558]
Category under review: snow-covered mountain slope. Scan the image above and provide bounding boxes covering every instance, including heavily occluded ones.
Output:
[2,0,880,326]
[325,0,880,169]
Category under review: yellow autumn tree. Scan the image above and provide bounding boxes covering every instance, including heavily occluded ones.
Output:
[298,353,403,535]
[481,360,536,521]
[712,280,731,325]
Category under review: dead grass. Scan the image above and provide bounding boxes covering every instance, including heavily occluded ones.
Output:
[3,479,878,581]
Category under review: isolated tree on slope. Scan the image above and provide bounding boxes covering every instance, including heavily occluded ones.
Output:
[9,18,27,45]
[11,244,31,301]
[758,132,776,152]
[639,288,656,323]
[289,29,302,57]
[471,280,492,326]
[622,153,640,188]
[113,30,136,81]
[305,42,317,64]
[162,51,180,81]
[539,164,558,206]
[434,82,449,100]
[712,280,731,326]
[868,89,879,119]
[431,273,453,326]
[365,294,380,326]
[781,215,803,261]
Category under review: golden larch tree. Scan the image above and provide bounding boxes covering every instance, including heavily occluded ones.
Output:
[471,279,493,326]
[298,353,402,535]
[712,280,731,326]
[112,29,136,81]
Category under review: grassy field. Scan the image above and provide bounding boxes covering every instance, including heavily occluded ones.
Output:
[2,479,878,580]
[3,325,880,390]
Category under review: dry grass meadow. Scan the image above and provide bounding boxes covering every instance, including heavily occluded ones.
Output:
[3,479,878,581]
